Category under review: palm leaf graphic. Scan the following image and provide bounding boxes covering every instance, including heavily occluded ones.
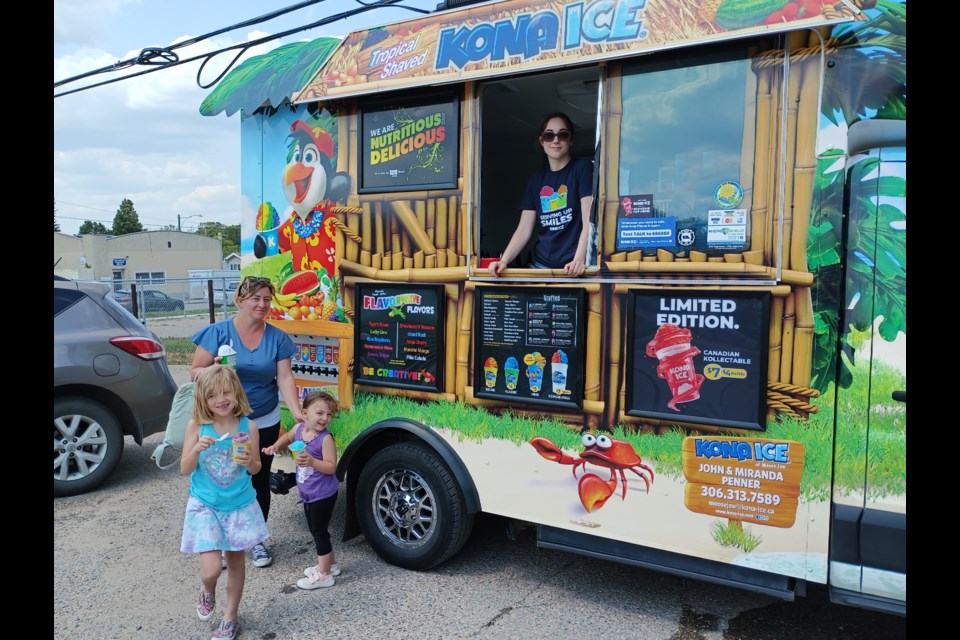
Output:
[200,38,341,117]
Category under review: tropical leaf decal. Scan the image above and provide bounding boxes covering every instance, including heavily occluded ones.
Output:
[808,2,906,393]
[822,1,906,125]
[200,38,341,117]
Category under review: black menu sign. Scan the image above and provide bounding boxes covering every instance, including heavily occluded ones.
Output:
[355,283,444,393]
[474,287,585,409]
[626,290,769,431]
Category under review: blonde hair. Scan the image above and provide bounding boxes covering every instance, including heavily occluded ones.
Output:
[234,275,276,305]
[303,390,339,417]
[192,365,253,423]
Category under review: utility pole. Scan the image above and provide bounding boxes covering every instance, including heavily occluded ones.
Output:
[178,214,201,231]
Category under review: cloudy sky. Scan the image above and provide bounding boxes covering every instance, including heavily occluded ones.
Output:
[54,0,437,236]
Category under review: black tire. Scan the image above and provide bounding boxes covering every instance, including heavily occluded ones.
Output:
[54,397,124,497]
[356,442,474,571]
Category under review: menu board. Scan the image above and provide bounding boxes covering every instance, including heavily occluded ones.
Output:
[626,290,769,431]
[355,283,444,393]
[474,287,585,409]
[359,91,459,193]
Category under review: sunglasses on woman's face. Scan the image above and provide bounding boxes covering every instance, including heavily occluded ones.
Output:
[540,130,571,143]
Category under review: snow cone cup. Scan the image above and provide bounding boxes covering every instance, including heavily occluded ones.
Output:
[504,356,519,390]
[551,363,568,394]
[232,432,250,463]
[289,440,307,465]
[255,203,281,257]
[527,364,543,393]
[257,227,280,257]
[483,357,498,388]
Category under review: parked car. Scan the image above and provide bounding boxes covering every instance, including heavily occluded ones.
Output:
[113,289,185,313]
[206,280,239,307]
[54,278,178,497]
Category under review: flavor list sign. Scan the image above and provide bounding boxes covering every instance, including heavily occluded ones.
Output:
[681,436,804,528]
[474,287,585,409]
[626,290,769,430]
[359,93,459,192]
[355,283,444,393]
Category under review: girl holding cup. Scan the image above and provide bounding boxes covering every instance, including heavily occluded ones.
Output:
[262,390,342,590]
[180,365,265,640]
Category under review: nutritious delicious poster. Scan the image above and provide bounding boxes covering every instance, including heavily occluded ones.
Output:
[359,92,459,192]
[627,290,769,430]
[475,287,585,409]
[355,283,444,392]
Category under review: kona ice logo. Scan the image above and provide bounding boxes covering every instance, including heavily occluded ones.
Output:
[435,0,648,70]
[695,439,790,463]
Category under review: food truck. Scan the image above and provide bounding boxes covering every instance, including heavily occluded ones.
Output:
[200,0,906,615]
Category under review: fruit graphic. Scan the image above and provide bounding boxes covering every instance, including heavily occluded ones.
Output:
[321,275,340,320]
[280,270,321,297]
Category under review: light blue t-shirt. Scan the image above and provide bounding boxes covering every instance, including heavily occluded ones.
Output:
[189,417,256,511]
[192,319,297,422]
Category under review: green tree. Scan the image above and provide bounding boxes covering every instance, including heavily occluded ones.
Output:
[112,198,143,235]
[79,220,110,234]
[54,198,60,232]
[197,221,241,257]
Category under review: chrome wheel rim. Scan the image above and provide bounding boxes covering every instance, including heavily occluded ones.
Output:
[54,413,109,482]
[371,468,436,549]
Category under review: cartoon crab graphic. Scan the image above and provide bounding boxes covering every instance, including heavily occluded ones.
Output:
[530,432,655,513]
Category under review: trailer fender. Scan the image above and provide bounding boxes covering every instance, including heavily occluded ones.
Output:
[336,418,482,540]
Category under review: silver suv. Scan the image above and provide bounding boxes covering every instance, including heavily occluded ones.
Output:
[54,277,178,497]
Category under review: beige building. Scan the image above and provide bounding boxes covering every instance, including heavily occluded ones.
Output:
[54,231,223,299]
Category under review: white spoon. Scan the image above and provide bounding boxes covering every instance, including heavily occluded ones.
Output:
[216,432,231,442]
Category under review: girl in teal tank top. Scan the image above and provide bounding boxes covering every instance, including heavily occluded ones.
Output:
[179,365,269,639]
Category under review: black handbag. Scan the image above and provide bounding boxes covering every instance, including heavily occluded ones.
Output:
[269,470,297,495]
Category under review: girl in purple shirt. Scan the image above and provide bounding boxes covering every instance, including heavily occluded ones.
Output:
[262,390,341,590]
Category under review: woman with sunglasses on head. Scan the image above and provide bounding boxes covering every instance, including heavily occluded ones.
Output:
[487,112,594,278]
[190,276,306,570]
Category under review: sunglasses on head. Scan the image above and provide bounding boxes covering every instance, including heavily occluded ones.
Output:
[239,276,274,294]
[540,129,571,143]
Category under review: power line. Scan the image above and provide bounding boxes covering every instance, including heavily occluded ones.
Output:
[53,0,431,99]
[53,0,327,89]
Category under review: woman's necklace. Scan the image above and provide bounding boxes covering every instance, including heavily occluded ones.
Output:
[292,208,324,238]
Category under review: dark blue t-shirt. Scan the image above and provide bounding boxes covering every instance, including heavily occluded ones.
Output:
[519,157,594,268]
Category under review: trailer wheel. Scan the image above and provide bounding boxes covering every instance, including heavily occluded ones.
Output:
[356,442,473,571]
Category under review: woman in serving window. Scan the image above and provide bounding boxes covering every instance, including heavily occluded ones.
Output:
[487,112,594,277]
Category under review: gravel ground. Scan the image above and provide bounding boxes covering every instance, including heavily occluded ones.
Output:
[52,436,909,640]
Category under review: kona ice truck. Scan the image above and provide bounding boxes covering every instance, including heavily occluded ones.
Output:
[200,0,906,615]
